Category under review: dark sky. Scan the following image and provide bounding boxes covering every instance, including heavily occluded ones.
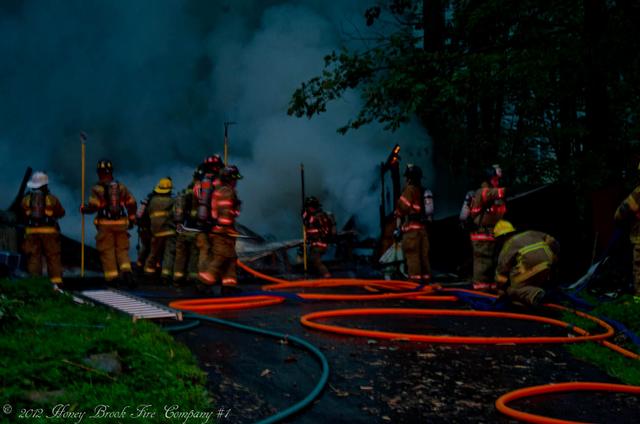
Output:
[0,0,432,243]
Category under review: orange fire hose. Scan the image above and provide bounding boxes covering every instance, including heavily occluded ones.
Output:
[495,382,640,424]
[300,308,614,344]
[169,295,285,313]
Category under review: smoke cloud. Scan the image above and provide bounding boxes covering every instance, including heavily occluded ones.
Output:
[0,0,433,248]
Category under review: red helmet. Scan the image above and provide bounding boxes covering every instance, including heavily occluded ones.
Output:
[202,154,223,173]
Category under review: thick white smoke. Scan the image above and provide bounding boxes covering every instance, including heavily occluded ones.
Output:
[0,0,433,248]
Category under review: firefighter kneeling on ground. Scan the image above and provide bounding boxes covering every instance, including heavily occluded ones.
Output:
[614,167,640,301]
[81,159,137,287]
[143,177,176,285]
[20,171,66,290]
[303,196,337,278]
[394,164,431,283]
[494,220,560,306]
[198,165,243,295]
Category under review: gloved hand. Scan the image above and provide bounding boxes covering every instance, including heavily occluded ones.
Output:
[80,204,90,214]
[393,228,403,242]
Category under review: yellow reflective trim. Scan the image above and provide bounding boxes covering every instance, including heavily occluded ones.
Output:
[628,196,640,212]
[150,211,170,218]
[174,272,185,278]
[26,227,58,235]
[120,263,132,271]
[161,269,172,276]
[50,277,63,284]
[495,274,509,284]
[518,241,547,256]
[144,267,156,274]
[512,262,551,285]
[154,230,175,237]
[104,270,119,279]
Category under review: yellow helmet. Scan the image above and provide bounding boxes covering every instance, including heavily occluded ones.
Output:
[494,220,516,237]
[154,177,173,194]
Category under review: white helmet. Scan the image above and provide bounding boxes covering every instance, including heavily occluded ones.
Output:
[27,171,49,189]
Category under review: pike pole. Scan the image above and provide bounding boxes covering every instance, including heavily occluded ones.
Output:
[301,163,308,275]
[80,132,87,277]
[223,121,236,166]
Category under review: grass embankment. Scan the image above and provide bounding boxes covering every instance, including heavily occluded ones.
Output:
[562,294,640,385]
[0,278,211,423]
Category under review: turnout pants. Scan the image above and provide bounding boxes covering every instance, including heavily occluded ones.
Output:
[401,229,431,282]
[310,245,330,277]
[22,232,63,284]
[174,232,199,281]
[96,225,132,281]
[200,234,237,286]
[144,235,176,279]
[471,234,497,288]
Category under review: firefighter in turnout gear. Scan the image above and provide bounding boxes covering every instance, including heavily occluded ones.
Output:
[467,164,506,291]
[614,164,640,299]
[494,220,560,306]
[193,155,224,274]
[143,177,176,283]
[303,196,337,278]
[81,159,137,284]
[199,165,242,294]
[20,172,66,289]
[135,191,153,272]
[394,164,431,283]
[173,168,202,285]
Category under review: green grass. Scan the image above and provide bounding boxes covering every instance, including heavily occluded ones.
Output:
[0,278,211,423]
[561,294,640,386]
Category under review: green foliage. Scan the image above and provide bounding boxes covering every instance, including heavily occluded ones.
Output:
[0,278,210,422]
[288,0,640,188]
[561,295,640,386]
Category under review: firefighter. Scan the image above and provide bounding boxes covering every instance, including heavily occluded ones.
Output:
[614,168,640,300]
[467,164,507,290]
[199,165,242,295]
[394,164,431,283]
[81,159,137,285]
[143,177,176,284]
[20,172,65,289]
[135,191,153,273]
[303,196,337,278]
[173,168,202,285]
[494,220,560,306]
[193,155,224,274]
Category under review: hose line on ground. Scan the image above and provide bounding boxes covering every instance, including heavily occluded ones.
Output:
[182,312,330,424]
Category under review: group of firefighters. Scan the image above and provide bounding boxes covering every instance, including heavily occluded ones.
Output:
[17,155,640,304]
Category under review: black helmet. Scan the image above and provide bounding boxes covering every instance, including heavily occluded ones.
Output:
[97,159,113,174]
[220,165,243,182]
[304,196,321,209]
[193,165,206,181]
[404,164,422,182]
[484,164,502,181]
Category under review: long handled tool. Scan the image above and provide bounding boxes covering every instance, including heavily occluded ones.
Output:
[301,163,308,275]
[223,121,236,166]
[80,132,87,277]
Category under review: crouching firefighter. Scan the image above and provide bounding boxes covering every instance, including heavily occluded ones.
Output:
[143,178,176,284]
[614,170,640,300]
[494,220,560,306]
[303,196,337,278]
[394,164,431,283]
[173,168,202,285]
[466,164,506,291]
[20,172,66,289]
[199,165,243,295]
[81,159,137,286]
